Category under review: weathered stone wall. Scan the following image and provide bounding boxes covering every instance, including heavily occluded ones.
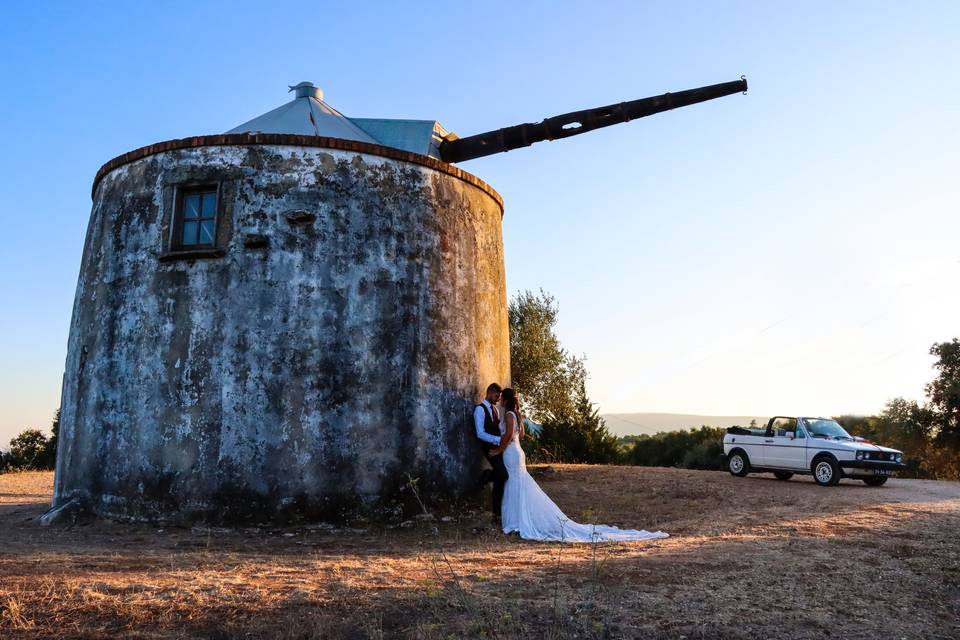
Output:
[53,142,509,522]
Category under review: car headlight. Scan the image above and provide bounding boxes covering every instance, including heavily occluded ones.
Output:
[895,453,902,462]
[856,451,864,460]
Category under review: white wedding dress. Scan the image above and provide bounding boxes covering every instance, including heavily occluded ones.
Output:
[500,411,668,542]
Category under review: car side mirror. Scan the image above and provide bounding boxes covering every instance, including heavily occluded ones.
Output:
[785,431,795,439]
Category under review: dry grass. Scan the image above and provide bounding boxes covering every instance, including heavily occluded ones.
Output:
[1,467,959,639]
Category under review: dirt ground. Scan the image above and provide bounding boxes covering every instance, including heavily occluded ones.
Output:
[1,466,958,639]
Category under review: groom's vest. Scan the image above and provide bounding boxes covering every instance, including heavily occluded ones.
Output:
[476,403,499,452]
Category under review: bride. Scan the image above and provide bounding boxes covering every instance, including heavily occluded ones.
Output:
[490,388,668,543]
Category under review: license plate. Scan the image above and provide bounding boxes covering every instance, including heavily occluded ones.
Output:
[874,469,891,476]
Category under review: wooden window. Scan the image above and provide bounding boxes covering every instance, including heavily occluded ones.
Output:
[173,186,218,250]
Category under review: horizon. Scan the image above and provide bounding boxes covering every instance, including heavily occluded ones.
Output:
[2,2,959,446]
[0,407,919,451]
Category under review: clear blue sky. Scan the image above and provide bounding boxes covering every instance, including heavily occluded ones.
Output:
[2,1,958,444]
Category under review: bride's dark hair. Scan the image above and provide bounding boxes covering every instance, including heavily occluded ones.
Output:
[501,387,522,423]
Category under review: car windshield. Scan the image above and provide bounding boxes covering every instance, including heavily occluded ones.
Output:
[803,418,852,440]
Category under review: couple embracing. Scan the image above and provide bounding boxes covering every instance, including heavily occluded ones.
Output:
[474,383,668,543]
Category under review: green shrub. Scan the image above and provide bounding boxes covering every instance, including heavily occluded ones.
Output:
[3,409,59,472]
[681,439,725,470]
[6,429,54,470]
[621,426,727,470]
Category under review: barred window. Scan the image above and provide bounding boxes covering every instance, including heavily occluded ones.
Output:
[174,187,218,249]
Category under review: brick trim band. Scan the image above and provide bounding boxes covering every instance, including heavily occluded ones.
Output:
[92,133,504,213]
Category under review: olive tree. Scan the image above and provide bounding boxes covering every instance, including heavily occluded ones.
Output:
[508,290,620,463]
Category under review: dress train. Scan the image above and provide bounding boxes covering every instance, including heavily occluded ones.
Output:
[499,412,668,543]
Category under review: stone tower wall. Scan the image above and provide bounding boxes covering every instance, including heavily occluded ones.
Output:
[54,137,508,522]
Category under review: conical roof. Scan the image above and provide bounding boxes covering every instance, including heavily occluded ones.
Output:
[226,82,379,142]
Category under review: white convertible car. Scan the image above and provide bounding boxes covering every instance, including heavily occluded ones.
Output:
[723,416,906,486]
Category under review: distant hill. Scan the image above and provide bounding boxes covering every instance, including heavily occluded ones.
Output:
[602,413,768,438]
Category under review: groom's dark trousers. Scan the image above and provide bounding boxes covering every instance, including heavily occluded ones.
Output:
[485,450,508,518]
[476,403,508,518]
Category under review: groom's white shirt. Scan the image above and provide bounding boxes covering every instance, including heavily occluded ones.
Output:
[474,400,501,446]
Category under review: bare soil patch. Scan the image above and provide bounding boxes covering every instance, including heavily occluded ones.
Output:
[1,467,958,639]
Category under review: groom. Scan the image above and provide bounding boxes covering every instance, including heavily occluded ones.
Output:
[474,382,507,521]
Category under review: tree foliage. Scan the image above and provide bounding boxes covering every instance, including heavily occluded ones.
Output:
[509,290,583,424]
[7,429,52,470]
[2,409,59,472]
[509,290,619,463]
[927,338,960,446]
[530,380,621,464]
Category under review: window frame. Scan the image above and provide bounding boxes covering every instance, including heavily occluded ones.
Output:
[170,183,221,252]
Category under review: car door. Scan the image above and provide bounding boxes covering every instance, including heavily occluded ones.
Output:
[727,420,771,466]
[765,417,808,470]
[735,431,770,467]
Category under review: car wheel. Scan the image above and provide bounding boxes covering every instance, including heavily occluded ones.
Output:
[727,450,750,477]
[862,476,888,487]
[812,457,840,486]
[773,471,794,481]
